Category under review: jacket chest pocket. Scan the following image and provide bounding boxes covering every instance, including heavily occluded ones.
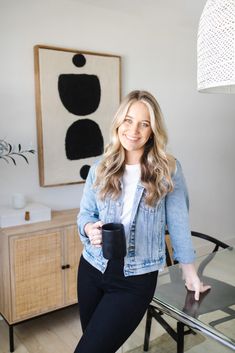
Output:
[97,198,109,222]
[139,192,162,213]
[139,194,156,213]
[97,198,118,224]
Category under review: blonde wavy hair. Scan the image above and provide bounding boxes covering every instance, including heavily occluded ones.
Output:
[94,90,176,206]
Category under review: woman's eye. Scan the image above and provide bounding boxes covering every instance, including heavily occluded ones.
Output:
[124,118,132,124]
[141,122,150,128]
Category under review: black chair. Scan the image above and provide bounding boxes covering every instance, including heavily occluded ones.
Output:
[143,231,232,353]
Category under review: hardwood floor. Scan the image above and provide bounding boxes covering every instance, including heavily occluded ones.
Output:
[0,307,81,353]
[0,304,233,353]
[0,305,165,353]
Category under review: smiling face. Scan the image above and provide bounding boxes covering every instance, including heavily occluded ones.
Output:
[118,101,152,164]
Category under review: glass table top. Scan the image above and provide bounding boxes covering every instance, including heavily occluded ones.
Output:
[153,247,235,350]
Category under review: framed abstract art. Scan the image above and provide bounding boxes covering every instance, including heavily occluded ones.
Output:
[34,45,121,186]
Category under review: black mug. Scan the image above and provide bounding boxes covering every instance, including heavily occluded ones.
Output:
[102,223,126,260]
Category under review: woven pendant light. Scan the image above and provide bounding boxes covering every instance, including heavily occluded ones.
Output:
[197,0,235,93]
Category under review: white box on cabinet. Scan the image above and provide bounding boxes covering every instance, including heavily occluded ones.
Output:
[0,203,51,228]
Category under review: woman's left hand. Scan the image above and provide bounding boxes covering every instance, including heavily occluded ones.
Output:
[181,263,211,301]
[185,277,211,301]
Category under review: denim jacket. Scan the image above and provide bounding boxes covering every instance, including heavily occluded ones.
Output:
[77,159,195,276]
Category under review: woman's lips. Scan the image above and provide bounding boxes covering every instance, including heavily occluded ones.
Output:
[125,135,139,142]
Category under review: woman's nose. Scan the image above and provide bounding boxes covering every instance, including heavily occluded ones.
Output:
[129,123,139,134]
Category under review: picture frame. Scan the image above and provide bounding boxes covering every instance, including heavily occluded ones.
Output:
[34,44,121,186]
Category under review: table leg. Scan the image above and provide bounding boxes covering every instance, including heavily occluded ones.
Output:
[177,322,184,353]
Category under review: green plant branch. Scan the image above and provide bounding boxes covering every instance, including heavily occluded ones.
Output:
[0,139,36,165]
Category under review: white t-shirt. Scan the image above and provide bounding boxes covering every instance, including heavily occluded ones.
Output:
[120,164,141,237]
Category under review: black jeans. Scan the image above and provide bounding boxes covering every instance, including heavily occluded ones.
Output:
[74,256,158,353]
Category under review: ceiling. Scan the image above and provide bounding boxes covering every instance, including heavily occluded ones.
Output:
[74,0,207,26]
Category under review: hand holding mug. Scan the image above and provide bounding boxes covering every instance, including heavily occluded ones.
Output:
[84,221,103,248]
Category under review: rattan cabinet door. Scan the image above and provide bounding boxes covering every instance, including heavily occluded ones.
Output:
[10,230,64,321]
[63,225,82,304]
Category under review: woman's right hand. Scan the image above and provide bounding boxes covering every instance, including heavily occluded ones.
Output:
[84,221,103,248]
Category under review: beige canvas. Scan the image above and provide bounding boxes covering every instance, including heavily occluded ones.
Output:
[34,45,121,186]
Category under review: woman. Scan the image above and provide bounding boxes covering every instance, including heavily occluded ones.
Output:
[75,90,210,353]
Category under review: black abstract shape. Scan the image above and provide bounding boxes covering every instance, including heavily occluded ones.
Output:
[65,119,104,160]
[58,74,101,116]
[80,165,90,180]
[72,54,86,68]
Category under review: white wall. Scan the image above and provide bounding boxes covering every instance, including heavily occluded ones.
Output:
[0,0,235,244]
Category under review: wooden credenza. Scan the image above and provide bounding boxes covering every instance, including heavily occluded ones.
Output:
[0,208,82,352]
